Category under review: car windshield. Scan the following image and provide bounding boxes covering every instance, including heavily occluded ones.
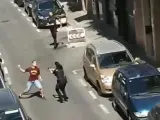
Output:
[129,75,160,95]
[98,51,132,68]
[39,1,54,10]
[0,109,23,120]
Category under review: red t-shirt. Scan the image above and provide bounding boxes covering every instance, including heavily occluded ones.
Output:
[25,66,40,81]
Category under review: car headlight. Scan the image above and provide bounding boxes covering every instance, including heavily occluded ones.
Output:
[38,16,44,19]
[61,18,67,23]
[134,110,148,117]
[29,4,32,8]
[101,75,112,83]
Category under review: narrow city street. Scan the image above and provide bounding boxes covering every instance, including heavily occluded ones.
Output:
[0,0,124,120]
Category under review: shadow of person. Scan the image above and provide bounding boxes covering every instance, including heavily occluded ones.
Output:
[19,91,46,100]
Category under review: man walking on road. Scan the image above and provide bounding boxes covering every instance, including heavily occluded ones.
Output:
[0,58,4,79]
[49,62,68,102]
[18,60,45,99]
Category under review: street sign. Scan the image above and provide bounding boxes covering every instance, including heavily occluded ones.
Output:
[67,28,86,43]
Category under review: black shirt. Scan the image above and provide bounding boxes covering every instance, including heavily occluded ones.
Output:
[53,69,67,84]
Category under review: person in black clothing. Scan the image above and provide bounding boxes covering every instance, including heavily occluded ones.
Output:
[0,58,4,80]
[48,62,68,102]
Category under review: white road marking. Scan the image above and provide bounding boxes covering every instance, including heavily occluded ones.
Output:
[2,59,4,64]
[88,91,97,99]
[78,79,87,87]
[31,23,36,28]
[13,4,17,7]
[26,18,31,21]
[6,78,12,85]
[10,1,14,4]
[66,42,86,48]
[72,70,77,75]
[36,29,41,32]
[99,104,109,114]
[0,52,1,55]
[21,13,26,17]
[3,67,8,74]
[17,8,21,12]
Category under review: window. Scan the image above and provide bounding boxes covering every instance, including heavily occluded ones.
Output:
[38,1,54,10]
[98,51,132,68]
[128,75,160,95]
[86,48,95,62]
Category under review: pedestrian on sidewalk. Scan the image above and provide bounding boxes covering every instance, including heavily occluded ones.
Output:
[18,60,45,99]
[0,58,4,80]
[48,62,68,102]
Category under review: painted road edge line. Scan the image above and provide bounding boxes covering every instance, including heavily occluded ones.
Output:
[99,104,109,114]
[26,18,31,21]
[78,79,87,87]
[17,8,21,12]
[21,13,26,17]
[10,1,14,4]
[3,67,9,74]
[31,23,36,28]
[6,78,12,85]
[0,52,1,55]
[88,91,97,99]
[13,4,17,7]
[72,70,77,75]
[36,29,41,32]
[2,59,4,64]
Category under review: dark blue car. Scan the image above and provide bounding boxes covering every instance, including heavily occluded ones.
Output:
[31,0,66,28]
[112,63,160,120]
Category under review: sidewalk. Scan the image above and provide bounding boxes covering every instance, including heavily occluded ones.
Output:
[62,2,159,67]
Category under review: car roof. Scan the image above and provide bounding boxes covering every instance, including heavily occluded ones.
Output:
[36,0,52,3]
[118,63,160,79]
[89,40,126,55]
[0,88,19,110]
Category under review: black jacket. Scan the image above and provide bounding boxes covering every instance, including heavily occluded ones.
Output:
[53,69,67,84]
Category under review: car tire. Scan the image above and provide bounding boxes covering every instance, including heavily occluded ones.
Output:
[14,0,16,3]
[128,114,132,120]
[96,81,103,96]
[83,67,89,82]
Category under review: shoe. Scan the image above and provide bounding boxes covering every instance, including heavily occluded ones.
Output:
[50,43,55,46]
[54,43,59,49]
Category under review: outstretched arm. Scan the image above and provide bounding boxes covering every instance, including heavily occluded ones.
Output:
[17,65,26,73]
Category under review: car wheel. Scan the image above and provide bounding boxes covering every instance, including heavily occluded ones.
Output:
[83,67,89,82]
[96,81,103,96]
[112,98,118,111]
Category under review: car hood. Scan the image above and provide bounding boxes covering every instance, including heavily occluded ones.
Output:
[99,68,116,77]
[130,95,160,112]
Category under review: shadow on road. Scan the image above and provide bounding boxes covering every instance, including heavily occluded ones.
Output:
[19,91,44,99]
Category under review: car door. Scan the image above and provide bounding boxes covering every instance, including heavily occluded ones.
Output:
[90,53,99,84]
[32,1,37,20]
[83,47,94,81]
[117,73,128,115]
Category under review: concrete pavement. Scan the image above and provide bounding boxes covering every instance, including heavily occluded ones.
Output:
[0,0,123,120]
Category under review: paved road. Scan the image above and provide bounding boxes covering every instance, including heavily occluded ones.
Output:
[0,0,124,120]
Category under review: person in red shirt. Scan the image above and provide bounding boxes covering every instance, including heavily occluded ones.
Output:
[18,60,45,99]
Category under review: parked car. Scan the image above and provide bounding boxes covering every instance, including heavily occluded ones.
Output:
[14,0,24,7]
[31,0,67,28]
[0,88,32,120]
[0,70,8,89]
[112,63,160,120]
[83,40,135,96]
[24,0,34,17]
[147,104,160,120]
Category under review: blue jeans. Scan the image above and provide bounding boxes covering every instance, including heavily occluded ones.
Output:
[24,80,42,92]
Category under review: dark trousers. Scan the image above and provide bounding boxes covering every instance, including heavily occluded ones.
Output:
[55,82,67,100]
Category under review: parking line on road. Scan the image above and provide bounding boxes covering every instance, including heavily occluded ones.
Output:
[88,91,97,99]
[72,70,77,75]
[6,78,12,85]
[99,104,109,114]
[10,1,14,4]
[3,67,8,74]
[36,29,41,32]
[31,23,36,28]
[0,52,1,55]
[17,8,21,12]
[26,18,31,22]
[78,79,87,87]
[21,13,26,17]
[13,4,17,7]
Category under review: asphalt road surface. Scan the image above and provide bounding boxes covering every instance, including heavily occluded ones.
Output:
[0,0,124,120]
